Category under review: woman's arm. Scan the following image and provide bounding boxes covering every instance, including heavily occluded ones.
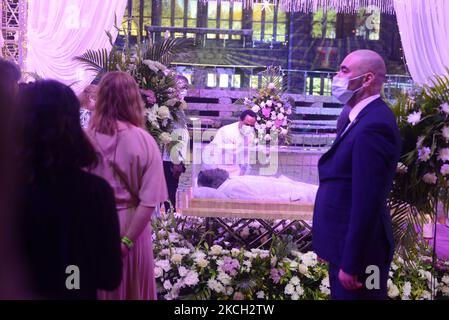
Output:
[121,204,155,252]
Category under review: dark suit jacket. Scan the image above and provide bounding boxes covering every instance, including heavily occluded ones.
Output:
[312,97,401,275]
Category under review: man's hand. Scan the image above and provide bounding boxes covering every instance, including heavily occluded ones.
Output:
[338,269,363,290]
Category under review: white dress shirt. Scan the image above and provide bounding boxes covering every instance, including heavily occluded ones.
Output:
[203,122,255,176]
[342,94,381,135]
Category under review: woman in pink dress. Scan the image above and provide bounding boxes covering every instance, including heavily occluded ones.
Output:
[87,71,168,300]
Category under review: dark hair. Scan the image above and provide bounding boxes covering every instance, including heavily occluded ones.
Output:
[19,80,98,177]
[198,169,230,189]
[0,58,21,83]
[240,110,257,121]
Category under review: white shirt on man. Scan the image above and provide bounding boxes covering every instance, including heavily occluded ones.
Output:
[203,122,255,176]
[342,94,381,135]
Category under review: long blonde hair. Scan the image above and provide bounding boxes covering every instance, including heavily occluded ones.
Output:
[90,71,145,135]
[77,84,98,110]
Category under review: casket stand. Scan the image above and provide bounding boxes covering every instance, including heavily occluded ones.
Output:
[178,188,314,251]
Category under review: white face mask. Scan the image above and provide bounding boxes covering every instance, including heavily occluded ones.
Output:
[240,125,254,136]
[331,73,367,104]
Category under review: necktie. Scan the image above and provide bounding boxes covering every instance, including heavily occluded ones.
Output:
[336,105,351,138]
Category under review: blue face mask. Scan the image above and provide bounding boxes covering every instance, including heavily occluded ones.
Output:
[331,73,367,104]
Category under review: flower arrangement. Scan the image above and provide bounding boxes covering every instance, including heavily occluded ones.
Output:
[243,82,293,144]
[75,23,193,153]
[151,212,449,300]
[137,60,188,153]
[388,71,449,264]
[391,78,449,215]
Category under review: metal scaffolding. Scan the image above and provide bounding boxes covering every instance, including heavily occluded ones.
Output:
[1,0,27,67]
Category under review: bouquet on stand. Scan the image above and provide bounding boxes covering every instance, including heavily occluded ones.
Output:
[240,66,293,146]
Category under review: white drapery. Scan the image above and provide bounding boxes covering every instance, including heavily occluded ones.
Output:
[394,0,449,85]
[26,0,127,94]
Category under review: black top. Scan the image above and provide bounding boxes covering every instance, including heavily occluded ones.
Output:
[20,169,122,300]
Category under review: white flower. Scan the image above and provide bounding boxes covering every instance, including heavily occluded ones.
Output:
[231,248,241,257]
[170,253,183,264]
[442,275,449,285]
[210,245,223,255]
[291,293,300,300]
[178,266,188,277]
[301,252,318,267]
[157,105,170,119]
[290,276,300,286]
[265,134,272,142]
[402,281,412,298]
[438,148,449,162]
[271,113,277,120]
[441,164,449,176]
[217,272,232,286]
[252,105,261,113]
[407,111,421,125]
[319,285,331,295]
[256,291,265,299]
[266,100,273,107]
[295,285,304,296]
[196,258,209,268]
[266,121,273,128]
[169,233,180,243]
[396,162,408,174]
[207,279,225,294]
[284,284,295,295]
[163,280,172,290]
[418,147,432,162]
[260,101,266,108]
[146,109,157,123]
[281,128,288,136]
[271,256,278,267]
[422,173,438,184]
[267,83,276,90]
[441,286,449,297]
[387,280,400,298]
[286,108,292,115]
[321,276,330,288]
[226,287,234,296]
[421,290,432,300]
[243,260,252,271]
[154,266,163,278]
[184,271,199,286]
[288,261,298,270]
[277,113,285,120]
[441,102,449,114]
[155,259,171,272]
[298,265,309,275]
[442,127,449,142]
[159,132,172,145]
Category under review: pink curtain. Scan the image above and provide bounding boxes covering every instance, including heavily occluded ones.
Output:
[26,0,127,93]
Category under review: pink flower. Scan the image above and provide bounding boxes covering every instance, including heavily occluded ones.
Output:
[275,119,283,128]
[262,107,271,118]
[141,89,157,105]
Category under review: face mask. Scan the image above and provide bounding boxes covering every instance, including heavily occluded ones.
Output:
[331,73,367,104]
[240,125,254,136]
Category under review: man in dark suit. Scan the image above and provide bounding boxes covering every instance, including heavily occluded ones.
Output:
[312,50,401,299]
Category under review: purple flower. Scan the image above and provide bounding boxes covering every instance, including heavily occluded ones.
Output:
[221,256,240,276]
[270,268,281,284]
